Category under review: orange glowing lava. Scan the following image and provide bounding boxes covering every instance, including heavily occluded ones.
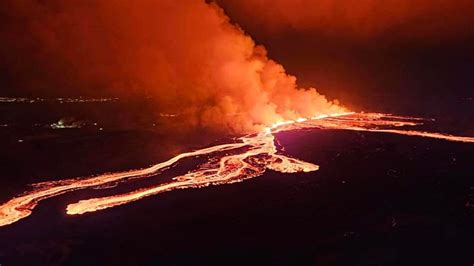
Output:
[0,112,473,227]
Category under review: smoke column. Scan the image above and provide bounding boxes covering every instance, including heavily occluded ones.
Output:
[0,0,345,133]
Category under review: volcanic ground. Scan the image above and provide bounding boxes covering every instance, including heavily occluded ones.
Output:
[0,103,472,265]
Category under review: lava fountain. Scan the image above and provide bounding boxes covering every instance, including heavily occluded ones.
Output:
[0,112,473,227]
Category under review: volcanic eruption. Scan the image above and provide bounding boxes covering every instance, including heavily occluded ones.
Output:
[0,0,473,228]
[0,0,345,132]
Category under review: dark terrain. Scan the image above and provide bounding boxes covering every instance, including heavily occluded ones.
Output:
[0,101,472,265]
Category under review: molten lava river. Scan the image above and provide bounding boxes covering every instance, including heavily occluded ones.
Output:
[0,112,473,227]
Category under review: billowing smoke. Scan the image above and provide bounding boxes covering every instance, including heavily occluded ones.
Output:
[0,0,344,133]
[219,0,474,41]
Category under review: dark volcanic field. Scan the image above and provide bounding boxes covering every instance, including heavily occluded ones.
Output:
[0,118,473,265]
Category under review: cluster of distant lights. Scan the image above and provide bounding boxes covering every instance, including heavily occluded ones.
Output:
[0,97,114,141]
[50,119,86,129]
[1,97,178,143]
[1,118,104,131]
[16,120,105,143]
[0,97,118,104]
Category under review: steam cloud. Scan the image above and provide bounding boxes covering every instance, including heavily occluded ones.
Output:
[0,0,344,133]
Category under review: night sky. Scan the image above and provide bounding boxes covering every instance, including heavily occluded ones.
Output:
[216,0,474,117]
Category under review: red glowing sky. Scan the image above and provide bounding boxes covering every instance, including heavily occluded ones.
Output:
[1,0,473,129]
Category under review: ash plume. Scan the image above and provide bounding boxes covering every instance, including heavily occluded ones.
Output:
[0,0,344,133]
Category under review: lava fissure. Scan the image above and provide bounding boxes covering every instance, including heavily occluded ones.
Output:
[0,112,472,227]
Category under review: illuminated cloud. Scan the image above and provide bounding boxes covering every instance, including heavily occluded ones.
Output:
[0,0,345,133]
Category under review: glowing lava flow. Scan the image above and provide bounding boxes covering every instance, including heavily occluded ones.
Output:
[0,142,249,227]
[300,113,474,143]
[0,112,473,227]
[65,131,319,215]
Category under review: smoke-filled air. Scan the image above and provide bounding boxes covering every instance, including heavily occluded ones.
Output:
[0,0,345,133]
[219,0,474,41]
